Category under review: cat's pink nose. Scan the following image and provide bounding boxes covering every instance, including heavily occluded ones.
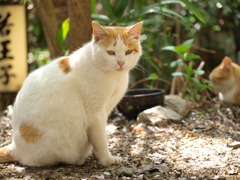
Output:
[117,61,125,67]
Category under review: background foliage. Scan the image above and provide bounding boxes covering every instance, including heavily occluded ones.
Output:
[26,0,240,101]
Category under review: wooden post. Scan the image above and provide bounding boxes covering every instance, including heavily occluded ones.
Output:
[68,0,92,53]
[32,0,63,58]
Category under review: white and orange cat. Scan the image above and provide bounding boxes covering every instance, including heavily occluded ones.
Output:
[0,22,143,166]
[209,56,240,104]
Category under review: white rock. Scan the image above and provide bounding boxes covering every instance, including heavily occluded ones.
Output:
[137,106,182,127]
[165,95,191,116]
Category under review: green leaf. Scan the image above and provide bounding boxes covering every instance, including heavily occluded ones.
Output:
[181,0,206,24]
[190,77,201,84]
[161,0,183,5]
[140,19,163,25]
[174,45,191,54]
[162,46,180,55]
[136,0,144,9]
[57,18,70,49]
[132,3,193,29]
[172,72,183,76]
[170,59,183,68]
[91,0,97,14]
[182,39,194,46]
[24,0,27,5]
[92,14,110,24]
[184,53,200,60]
[161,7,193,28]
[114,0,128,17]
[149,73,158,79]
[101,0,114,17]
[185,65,194,75]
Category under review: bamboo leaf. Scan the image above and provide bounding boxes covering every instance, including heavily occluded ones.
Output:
[92,14,110,24]
[91,0,97,14]
[161,0,183,5]
[114,0,128,17]
[161,7,193,29]
[181,0,206,24]
[101,0,114,17]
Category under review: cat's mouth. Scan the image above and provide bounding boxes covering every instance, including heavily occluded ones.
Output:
[117,67,124,71]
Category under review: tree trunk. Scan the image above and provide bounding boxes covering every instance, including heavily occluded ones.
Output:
[32,0,63,58]
[68,0,92,53]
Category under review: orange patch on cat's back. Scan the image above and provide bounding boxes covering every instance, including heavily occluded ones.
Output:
[58,57,71,74]
[20,124,42,143]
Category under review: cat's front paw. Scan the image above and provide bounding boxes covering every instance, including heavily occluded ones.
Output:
[100,156,120,167]
[76,159,85,166]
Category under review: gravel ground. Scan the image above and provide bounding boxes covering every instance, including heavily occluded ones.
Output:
[1,100,240,180]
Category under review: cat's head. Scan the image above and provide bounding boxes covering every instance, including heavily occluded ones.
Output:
[91,22,143,72]
[209,56,235,92]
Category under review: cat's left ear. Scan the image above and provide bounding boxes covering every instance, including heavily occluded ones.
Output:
[92,22,107,42]
[222,56,232,71]
[127,22,143,40]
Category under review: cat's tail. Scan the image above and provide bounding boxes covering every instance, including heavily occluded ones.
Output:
[0,144,15,163]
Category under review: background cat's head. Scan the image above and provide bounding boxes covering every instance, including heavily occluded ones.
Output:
[209,56,236,93]
[91,22,143,72]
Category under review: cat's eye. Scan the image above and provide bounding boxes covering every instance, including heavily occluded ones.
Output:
[107,50,115,56]
[125,49,133,55]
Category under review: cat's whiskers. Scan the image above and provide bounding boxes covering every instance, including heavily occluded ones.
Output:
[134,64,148,75]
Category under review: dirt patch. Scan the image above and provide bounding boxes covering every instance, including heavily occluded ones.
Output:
[1,100,240,179]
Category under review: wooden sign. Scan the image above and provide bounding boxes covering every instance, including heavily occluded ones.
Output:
[0,5,27,92]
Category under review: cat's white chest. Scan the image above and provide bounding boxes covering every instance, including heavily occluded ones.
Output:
[218,77,238,103]
[102,73,128,113]
[221,88,237,103]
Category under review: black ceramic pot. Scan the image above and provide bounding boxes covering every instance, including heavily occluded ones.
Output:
[117,88,164,120]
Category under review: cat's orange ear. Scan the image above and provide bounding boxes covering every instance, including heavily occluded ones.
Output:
[127,22,143,40]
[92,22,107,42]
[222,56,232,71]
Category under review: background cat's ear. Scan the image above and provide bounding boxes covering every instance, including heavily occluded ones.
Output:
[127,22,143,40]
[92,22,107,42]
[222,56,232,71]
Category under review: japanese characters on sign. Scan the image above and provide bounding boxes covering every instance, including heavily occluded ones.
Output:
[0,5,27,92]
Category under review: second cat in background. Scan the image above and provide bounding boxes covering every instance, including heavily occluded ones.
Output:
[209,56,240,105]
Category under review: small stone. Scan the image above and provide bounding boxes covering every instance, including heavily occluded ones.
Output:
[190,176,197,179]
[137,106,182,127]
[117,166,134,176]
[93,175,105,179]
[165,95,192,116]
[103,171,111,176]
[228,142,240,149]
